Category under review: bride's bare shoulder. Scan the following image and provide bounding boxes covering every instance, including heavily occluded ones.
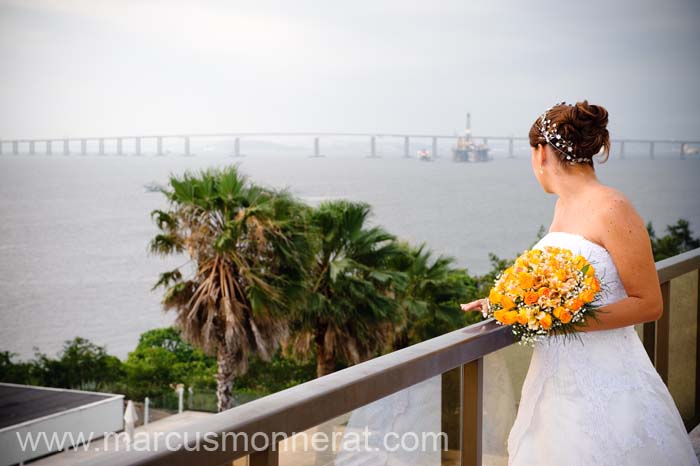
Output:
[594,186,646,243]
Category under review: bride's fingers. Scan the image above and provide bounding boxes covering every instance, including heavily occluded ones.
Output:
[460,300,484,312]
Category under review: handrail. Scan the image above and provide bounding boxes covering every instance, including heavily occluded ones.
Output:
[73,247,700,466]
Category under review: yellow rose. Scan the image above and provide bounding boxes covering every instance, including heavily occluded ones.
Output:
[539,313,552,330]
[559,310,572,324]
[489,288,502,305]
[524,291,539,305]
[517,310,529,325]
[568,298,584,312]
[493,309,507,323]
[553,306,565,319]
[501,296,516,312]
[518,272,535,289]
[503,310,519,325]
[580,289,596,303]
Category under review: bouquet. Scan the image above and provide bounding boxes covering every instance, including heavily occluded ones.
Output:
[485,245,605,346]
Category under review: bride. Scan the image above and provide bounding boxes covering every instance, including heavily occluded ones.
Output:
[461,100,699,465]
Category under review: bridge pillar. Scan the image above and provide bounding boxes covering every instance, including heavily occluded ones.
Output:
[184,136,191,156]
[135,137,142,156]
[233,137,242,157]
[508,138,514,158]
[63,139,69,155]
[368,136,377,158]
[312,137,324,158]
[46,140,52,155]
[99,139,105,155]
[12,141,19,155]
[649,141,655,159]
[680,143,686,160]
[80,139,87,155]
[403,136,410,158]
[157,137,163,156]
[432,136,438,158]
[117,138,123,156]
[619,141,625,159]
[0,140,3,156]
[29,141,35,155]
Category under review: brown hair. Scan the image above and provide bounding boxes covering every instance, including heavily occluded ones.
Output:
[528,100,611,166]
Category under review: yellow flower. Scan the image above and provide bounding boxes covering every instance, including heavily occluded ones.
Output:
[539,313,552,330]
[580,289,596,303]
[517,309,529,325]
[553,306,565,319]
[503,310,519,325]
[501,295,516,311]
[518,272,535,289]
[559,310,572,324]
[524,291,539,305]
[568,298,584,312]
[493,309,507,323]
[489,288,502,305]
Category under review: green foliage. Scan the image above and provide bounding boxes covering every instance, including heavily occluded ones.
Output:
[647,218,700,261]
[0,338,124,392]
[233,349,316,394]
[389,240,481,348]
[122,328,217,400]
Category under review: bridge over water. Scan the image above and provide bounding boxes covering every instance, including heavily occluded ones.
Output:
[1,132,699,159]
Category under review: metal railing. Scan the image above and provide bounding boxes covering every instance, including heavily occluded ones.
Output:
[75,247,700,466]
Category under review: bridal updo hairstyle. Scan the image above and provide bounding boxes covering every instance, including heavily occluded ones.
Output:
[528,100,611,167]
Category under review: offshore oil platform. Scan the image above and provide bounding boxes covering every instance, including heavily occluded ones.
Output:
[452,113,491,162]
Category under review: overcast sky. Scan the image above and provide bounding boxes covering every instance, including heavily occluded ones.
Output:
[1,0,699,140]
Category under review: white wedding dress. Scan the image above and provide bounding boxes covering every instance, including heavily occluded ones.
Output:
[507,231,699,466]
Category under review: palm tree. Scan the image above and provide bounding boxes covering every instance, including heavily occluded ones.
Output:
[287,200,407,377]
[388,241,481,349]
[149,164,314,411]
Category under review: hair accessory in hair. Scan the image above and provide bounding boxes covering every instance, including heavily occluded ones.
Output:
[538,101,592,165]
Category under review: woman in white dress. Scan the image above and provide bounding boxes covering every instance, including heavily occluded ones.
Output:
[461,100,699,465]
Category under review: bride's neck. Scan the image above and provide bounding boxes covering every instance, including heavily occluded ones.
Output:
[551,167,602,201]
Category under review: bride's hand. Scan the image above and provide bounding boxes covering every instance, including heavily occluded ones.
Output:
[460,298,489,317]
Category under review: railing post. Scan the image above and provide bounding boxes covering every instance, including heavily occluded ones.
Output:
[461,357,483,466]
[696,270,700,422]
[643,320,656,365]
[249,446,279,466]
[657,281,670,384]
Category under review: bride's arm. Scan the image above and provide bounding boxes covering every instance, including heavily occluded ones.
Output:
[578,195,663,332]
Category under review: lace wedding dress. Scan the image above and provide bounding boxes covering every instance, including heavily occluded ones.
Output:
[507,231,699,466]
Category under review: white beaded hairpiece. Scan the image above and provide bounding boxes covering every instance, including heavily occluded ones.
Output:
[538,101,592,165]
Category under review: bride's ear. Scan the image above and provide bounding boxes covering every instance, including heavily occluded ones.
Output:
[535,144,546,165]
